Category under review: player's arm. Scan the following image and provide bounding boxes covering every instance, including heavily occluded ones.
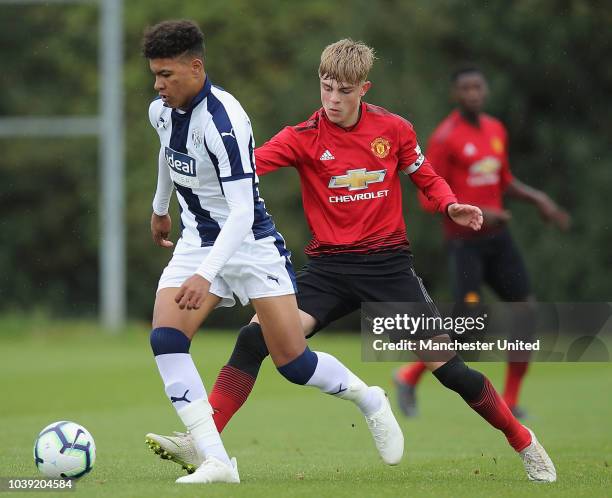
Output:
[399,122,482,231]
[175,114,256,310]
[505,178,570,230]
[254,127,300,176]
[399,125,456,213]
[176,177,254,310]
[149,101,175,248]
[416,133,451,213]
[498,128,570,230]
[410,160,483,231]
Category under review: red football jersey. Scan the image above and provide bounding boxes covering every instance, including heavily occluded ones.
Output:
[255,102,457,256]
[421,110,513,239]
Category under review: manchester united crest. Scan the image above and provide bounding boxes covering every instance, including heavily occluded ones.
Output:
[491,136,504,154]
[371,137,391,159]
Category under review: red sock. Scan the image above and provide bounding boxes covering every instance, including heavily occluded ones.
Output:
[469,378,531,451]
[208,365,255,433]
[503,362,529,409]
[397,361,428,386]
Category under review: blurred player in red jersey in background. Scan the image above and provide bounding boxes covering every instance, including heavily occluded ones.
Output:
[394,67,571,419]
[148,42,556,482]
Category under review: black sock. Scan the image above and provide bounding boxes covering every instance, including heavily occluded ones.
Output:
[227,322,269,378]
[432,355,485,402]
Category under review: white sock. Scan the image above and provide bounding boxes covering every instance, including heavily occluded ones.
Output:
[155,353,206,409]
[154,353,230,465]
[306,351,382,416]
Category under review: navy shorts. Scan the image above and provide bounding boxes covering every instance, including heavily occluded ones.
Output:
[447,227,530,302]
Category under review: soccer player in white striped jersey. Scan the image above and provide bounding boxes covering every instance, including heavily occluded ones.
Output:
[142,20,404,485]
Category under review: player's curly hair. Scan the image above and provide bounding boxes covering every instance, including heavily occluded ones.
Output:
[142,20,204,59]
[319,39,375,85]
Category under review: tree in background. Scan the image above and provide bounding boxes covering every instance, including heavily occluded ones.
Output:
[1,0,609,320]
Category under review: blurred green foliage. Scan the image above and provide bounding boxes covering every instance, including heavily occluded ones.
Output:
[1,0,610,323]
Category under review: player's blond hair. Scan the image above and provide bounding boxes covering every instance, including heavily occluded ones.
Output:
[318,39,375,85]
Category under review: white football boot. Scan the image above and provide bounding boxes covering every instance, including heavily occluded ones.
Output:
[519,428,557,482]
[176,456,240,484]
[363,386,405,465]
[145,432,202,474]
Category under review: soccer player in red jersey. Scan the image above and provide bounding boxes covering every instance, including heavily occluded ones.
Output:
[395,67,570,419]
[148,41,556,482]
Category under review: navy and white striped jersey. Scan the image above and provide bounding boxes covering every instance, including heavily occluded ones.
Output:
[149,77,276,247]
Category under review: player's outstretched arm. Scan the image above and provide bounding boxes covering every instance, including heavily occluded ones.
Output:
[447,203,483,231]
[505,178,571,230]
[254,127,301,176]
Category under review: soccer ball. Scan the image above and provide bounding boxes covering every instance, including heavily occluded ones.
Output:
[33,421,96,479]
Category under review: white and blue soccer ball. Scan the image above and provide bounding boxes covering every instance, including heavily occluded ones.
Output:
[33,421,96,479]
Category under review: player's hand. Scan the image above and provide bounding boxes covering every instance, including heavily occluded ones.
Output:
[536,195,571,231]
[151,213,174,248]
[448,203,483,231]
[481,208,512,229]
[175,274,211,310]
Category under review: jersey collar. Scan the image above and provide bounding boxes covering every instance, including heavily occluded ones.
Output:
[189,76,212,110]
[321,102,366,132]
[171,76,212,115]
[454,108,482,128]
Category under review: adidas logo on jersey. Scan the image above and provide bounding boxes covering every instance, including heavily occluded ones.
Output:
[319,149,335,161]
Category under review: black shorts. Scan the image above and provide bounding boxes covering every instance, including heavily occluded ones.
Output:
[447,227,530,302]
[295,251,437,335]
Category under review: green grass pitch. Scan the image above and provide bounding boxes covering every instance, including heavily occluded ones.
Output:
[1,317,610,497]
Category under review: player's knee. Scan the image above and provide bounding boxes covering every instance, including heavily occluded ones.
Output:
[432,355,484,402]
[227,323,270,377]
[150,327,191,356]
[277,347,318,385]
[237,322,269,359]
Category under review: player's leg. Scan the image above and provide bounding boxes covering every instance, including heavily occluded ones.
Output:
[378,259,554,480]
[149,289,227,463]
[147,244,239,483]
[251,293,404,465]
[404,267,534,462]
[208,309,315,432]
[215,242,402,465]
[485,229,533,416]
[393,362,426,416]
[156,238,403,468]
[349,258,434,417]
[149,289,239,483]
[503,362,530,418]
[419,349,530,452]
[421,350,554,481]
[394,240,483,416]
[209,263,357,432]
[449,237,485,305]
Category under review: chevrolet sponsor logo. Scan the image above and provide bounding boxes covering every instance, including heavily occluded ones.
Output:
[329,190,389,203]
[328,168,387,191]
[469,156,501,175]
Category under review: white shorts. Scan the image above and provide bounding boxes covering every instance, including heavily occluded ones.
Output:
[157,233,297,308]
